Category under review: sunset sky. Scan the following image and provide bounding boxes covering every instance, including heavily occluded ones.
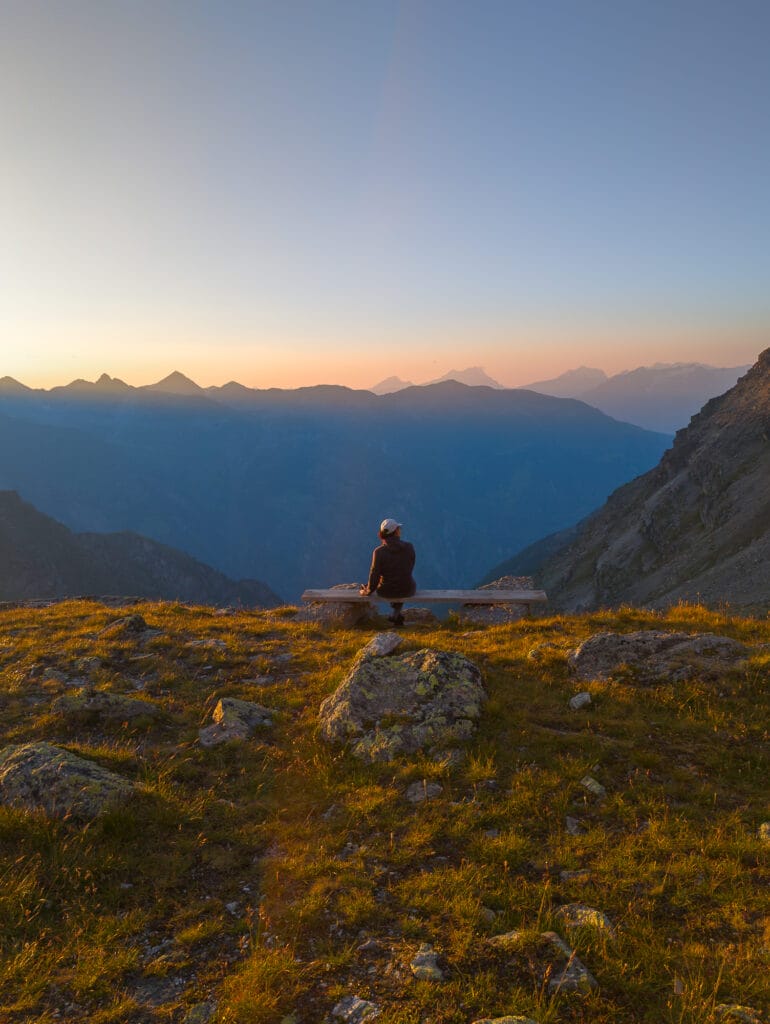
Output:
[1,1,768,390]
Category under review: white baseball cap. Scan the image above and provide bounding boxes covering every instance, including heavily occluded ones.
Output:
[380,518,403,535]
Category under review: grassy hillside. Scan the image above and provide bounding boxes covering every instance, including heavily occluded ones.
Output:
[0,601,767,1023]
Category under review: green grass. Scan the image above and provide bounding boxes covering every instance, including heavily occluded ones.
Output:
[0,599,768,1022]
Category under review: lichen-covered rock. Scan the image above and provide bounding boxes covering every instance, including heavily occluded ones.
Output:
[318,648,485,762]
[52,691,161,726]
[472,1017,538,1024]
[486,930,596,994]
[580,775,607,798]
[555,903,616,937]
[0,742,134,819]
[405,780,443,804]
[99,614,148,638]
[410,942,444,980]
[184,1003,216,1024]
[560,869,592,884]
[714,1006,763,1024]
[199,698,275,747]
[331,994,380,1022]
[568,631,747,683]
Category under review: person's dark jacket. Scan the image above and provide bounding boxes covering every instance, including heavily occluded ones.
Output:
[365,537,416,598]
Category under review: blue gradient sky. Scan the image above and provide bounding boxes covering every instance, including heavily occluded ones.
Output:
[1,1,768,388]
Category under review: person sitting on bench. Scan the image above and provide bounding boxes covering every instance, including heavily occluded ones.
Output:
[360,518,416,626]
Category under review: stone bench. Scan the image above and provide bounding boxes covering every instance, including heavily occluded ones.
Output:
[301,587,548,620]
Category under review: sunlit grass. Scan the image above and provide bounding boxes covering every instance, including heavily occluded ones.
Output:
[0,599,767,1021]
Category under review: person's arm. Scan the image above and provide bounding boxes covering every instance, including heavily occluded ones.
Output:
[362,548,381,595]
[406,542,415,573]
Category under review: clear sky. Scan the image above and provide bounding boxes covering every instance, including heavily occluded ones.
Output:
[1,0,768,389]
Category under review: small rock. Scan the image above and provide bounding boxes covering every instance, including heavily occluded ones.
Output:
[331,994,380,1022]
[528,642,562,661]
[409,942,444,981]
[555,903,615,937]
[714,1006,763,1024]
[565,816,584,835]
[542,931,597,993]
[99,614,148,638]
[472,1017,538,1024]
[568,692,592,711]
[356,938,382,954]
[225,901,239,916]
[580,776,606,798]
[199,697,276,747]
[184,1002,216,1024]
[559,869,591,884]
[479,906,498,923]
[360,632,403,658]
[405,781,443,804]
[486,930,523,949]
[483,828,500,839]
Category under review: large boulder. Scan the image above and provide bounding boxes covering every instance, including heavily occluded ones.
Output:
[318,647,485,762]
[568,631,748,684]
[0,742,134,819]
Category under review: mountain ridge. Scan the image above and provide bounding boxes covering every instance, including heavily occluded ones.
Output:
[0,379,669,600]
[0,490,281,607]
[494,350,770,612]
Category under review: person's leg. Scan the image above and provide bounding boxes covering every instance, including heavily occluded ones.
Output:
[389,602,405,625]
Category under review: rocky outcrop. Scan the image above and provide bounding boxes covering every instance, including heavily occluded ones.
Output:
[0,742,134,819]
[318,647,485,762]
[568,631,748,683]
[504,350,770,613]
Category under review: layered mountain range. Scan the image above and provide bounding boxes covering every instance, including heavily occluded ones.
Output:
[488,350,770,613]
[0,490,280,606]
[367,361,749,432]
[522,362,749,433]
[0,375,669,600]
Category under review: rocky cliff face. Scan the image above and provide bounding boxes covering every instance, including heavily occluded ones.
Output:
[534,349,770,613]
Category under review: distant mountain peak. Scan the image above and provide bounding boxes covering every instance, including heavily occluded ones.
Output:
[370,375,414,395]
[521,366,607,398]
[94,373,131,391]
[0,376,30,393]
[146,371,203,395]
[426,367,502,388]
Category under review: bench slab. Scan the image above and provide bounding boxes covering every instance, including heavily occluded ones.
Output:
[301,588,547,605]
